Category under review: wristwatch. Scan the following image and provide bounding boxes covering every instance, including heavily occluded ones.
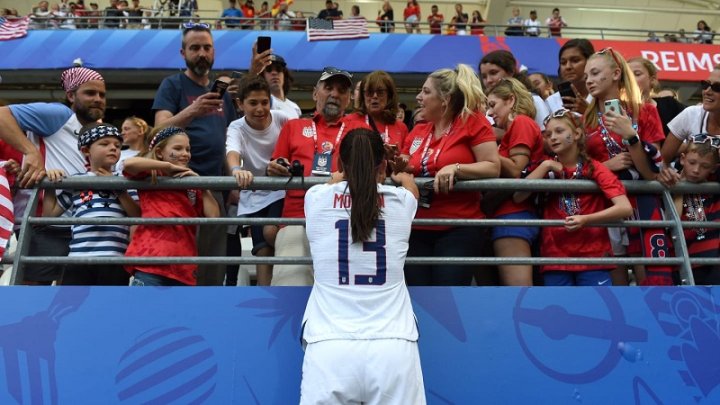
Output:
[622,134,640,146]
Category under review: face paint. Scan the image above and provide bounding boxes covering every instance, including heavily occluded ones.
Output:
[565,134,574,144]
[169,152,178,161]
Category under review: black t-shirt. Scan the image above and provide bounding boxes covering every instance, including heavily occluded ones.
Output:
[318,8,341,20]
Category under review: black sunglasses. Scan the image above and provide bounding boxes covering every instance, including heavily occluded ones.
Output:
[700,80,720,93]
[690,133,720,149]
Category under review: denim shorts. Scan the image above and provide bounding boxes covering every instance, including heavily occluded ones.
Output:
[491,211,539,243]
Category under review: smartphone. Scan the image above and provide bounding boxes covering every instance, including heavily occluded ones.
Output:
[210,79,229,97]
[557,81,575,99]
[257,36,271,54]
[604,98,622,114]
[231,71,243,80]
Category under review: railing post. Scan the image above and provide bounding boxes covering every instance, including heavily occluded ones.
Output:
[11,189,40,286]
[660,190,694,285]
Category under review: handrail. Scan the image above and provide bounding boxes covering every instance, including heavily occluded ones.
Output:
[21,15,709,42]
[9,176,717,286]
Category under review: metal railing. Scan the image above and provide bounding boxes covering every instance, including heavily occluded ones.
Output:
[7,176,719,286]
[19,14,713,42]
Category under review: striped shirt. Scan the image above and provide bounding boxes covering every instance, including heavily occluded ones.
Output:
[57,173,139,256]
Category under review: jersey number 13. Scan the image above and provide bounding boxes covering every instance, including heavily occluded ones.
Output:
[335,219,387,286]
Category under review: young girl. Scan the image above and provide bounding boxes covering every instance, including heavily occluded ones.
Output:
[672,137,720,285]
[583,47,670,286]
[43,123,140,285]
[485,78,545,286]
[123,126,220,286]
[116,116,152,173]
[301,128,424,404]
[517,110,632,286]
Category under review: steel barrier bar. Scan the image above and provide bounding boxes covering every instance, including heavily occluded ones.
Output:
[11,189,40,286]
[661,190,694,285]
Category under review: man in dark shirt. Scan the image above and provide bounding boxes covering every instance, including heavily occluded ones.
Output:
[152,23,237,285]
[317,0,340,20]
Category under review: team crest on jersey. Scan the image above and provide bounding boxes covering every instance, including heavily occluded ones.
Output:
[302,126,314,138]
[409,137,423,154]
[187,190,197,206]
[321,141,334,152]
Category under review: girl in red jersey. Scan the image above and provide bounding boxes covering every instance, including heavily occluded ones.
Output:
[485,78,545,286]
[123,126,220,286]
[583,47,671,286]
[671,137,720,285]
[517,110,632,286]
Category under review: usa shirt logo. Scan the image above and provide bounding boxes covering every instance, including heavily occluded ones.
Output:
[302,126,314,138]
[409,137,423,154]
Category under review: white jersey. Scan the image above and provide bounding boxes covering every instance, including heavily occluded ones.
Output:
[302,182,419,344]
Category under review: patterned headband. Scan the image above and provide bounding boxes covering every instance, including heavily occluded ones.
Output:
[149,126,185,150]
[61,67,104,92]
[78,124,123,149]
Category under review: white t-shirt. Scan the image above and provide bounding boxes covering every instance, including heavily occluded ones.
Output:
[524,19,540,35]
[271,94,301,119]
[226,110,289,215]
[302,182,419,344]
[668,105,714,140]
[115,148,140,174]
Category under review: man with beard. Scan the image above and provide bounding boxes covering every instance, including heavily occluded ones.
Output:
[266,67,363,286]
[250,46,301,118]
[153,23,237,286]
[0,67,106,284]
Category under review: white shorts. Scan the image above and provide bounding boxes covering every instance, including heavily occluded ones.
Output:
[608,227,629,256]
[300,339,426,405]
[271,225,313,286]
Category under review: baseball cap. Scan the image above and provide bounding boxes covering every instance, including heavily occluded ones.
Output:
[318,66,352,87]
[269,54,286,67]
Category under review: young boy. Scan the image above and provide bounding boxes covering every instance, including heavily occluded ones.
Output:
[672,136,720,285]
[43,123,140,285]
[226,75,290,285]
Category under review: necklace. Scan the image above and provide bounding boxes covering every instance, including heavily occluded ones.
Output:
[596,112,623,158]
[683,194,707,240]
[559,159,583,216]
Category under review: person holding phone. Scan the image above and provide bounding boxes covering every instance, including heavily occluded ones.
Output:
[152,23,237,286]
[250,38,302,118]
[583,47,671,286]
[545,39,595,114]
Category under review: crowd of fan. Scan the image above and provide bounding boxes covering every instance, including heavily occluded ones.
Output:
[0,1,714,41]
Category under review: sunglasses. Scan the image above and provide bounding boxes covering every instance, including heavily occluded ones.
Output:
[543,108,577,128]
[364,88,388,97]
[597,47,623,70]
[690,133,720,148]
[182,22,211,31]
[700,80,720,93]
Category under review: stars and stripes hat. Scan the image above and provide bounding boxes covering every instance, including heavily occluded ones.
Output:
[78,124,123,149]
[149,126,185,150]
[60,67,104,92]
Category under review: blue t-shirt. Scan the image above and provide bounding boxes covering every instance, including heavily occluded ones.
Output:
[152,73,237,176]
[9,102,73,137]
[221,7,243,27]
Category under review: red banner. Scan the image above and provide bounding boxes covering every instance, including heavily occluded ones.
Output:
[586,40,720,82]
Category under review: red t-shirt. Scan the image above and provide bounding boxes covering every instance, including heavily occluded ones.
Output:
[427,13,443,34]
[494,115,545,217]
[344,113,408,150]
[123,171,204,285]
[404,4,420,19]
[402,112,496,228]
[272,113,364,218]
[540,160,626,272]
[681,193,720,268]
[585,103,664,164]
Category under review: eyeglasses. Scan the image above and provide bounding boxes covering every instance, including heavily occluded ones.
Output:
[700,80,720,93]
[364,88,388,97]
[182,22,211,31]
[543,108,577,127]
[597,47,623,69]
[690,133,720,149]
